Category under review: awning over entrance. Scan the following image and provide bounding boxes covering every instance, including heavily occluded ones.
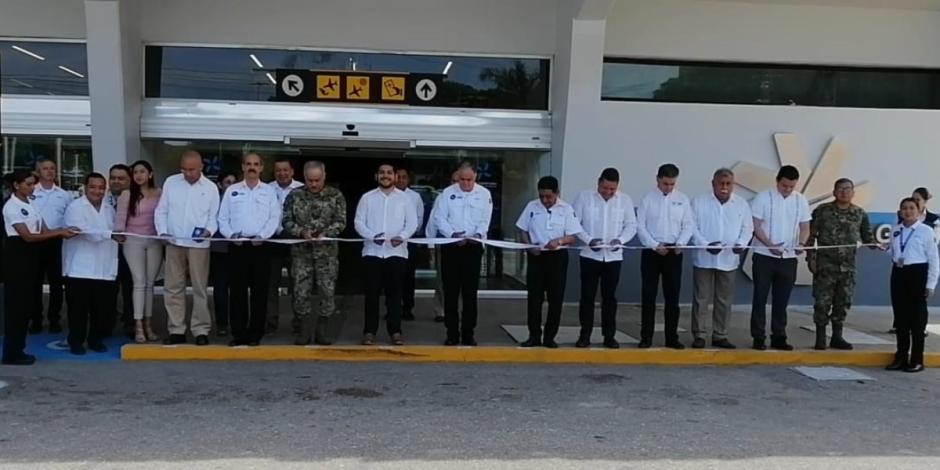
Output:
[140,99,551,149]
[0,96,91,136]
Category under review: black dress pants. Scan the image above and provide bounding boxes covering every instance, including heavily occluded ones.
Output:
[526,250,568,341]
[229,244,272,343]
[32,238,63,327]
[3,237,40,360]
[402,243,417,314]
[441,243,483,341]
[363,256,406,336]
[579,258,621,340]
[65,277,116,349]
[640,249,683,343]
[750,254,797,341]
[891,263,929,365]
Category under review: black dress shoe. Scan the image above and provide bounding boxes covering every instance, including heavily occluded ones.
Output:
[228,339,244,347]
[48,323,63,334]
[575,337,591,348]
[195,335,209,346]
[665,341,685,350]
[163,334,186,345]
[444,338,459,346]
[603,338,620,349]
[770,339,794,351]
[461,337,477,347]
[88,343,107,353]
[712,339,736,349]
[520,338,542,348]
[638,339,652,349]
[904,364,925,373]
[402,311,416,321]
[2,354,36,365]
[691,338,706,349]
[752,338,767,351]
[70,345,87,355]
[28,324,43,335]
[543,339,559,349]
[885,359,908,371]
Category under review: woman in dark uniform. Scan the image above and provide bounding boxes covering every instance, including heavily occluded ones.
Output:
[887,198,939,373]
[2,170,77,365]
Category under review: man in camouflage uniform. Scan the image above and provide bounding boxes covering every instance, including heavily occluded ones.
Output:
[281,161,347,345]
[806,178,875,351]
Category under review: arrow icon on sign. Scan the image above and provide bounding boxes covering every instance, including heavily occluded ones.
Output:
[288,80,300,92]
[419,83,433,98]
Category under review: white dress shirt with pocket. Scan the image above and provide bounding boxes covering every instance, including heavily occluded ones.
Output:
[691,192,753,271]
[218,180,282,240]
[355,187,418,259]
[636,189,695,249]
[62,196,118,281]
[433,183,493,240]
[514,198,584,247]
[31,183,73,229]
[750,189,811,259]
[572,190,637,262]
[154,174,221,249]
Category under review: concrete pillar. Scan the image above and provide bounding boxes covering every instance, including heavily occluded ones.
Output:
[84,0,141,172]
[551,0,612,193]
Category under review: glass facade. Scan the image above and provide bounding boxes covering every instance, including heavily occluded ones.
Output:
[0,41,88,96]
[145,45,550,110]
[142,139,548,291]
[1,135,93,192]
[602,58,940,109]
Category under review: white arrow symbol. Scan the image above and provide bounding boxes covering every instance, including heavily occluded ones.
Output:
[282,74,304,97]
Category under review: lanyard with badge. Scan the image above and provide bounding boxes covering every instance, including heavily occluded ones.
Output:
[897,226,915,267]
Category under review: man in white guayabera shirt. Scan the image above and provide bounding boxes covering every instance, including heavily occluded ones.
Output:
[689,168,752,350]
[749,164,811,352]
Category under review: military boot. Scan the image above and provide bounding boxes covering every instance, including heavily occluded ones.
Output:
[814,325,828,350]
[294,316,313,346]
[314,316,333,345]
[829,323,854,350]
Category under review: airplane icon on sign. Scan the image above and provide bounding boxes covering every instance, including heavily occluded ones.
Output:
[319,78,338,95]
[349,85,363,97]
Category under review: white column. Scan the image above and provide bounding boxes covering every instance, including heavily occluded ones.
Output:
[552,0,612,193]
[84,0,141,172]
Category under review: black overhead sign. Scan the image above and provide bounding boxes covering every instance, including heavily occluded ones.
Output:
[274,69,444,106]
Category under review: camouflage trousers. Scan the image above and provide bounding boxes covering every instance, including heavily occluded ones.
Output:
[812,268,856,326]
[290,247,338,320]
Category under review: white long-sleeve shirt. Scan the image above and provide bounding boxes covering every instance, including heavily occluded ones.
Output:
[691,192,753,271]
[751,189,811,259]
[636,189,695,249]
[218,180,281,239]
[434,183,493,240]
[154,174,220,249]
[31,183,73,229]
[891,221,940,289]
[403,187,425,235]
[62,196,118,281]
[572,189,637,262]
[354,187,418,259]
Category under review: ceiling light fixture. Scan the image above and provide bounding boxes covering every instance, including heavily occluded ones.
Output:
[442,61,453,75]
[249,53,264,68]
[265,72,276,85]
[11,45,45,61]
[58,65,85,78]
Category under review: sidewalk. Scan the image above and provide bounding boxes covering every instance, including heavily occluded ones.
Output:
[122,295,940,366]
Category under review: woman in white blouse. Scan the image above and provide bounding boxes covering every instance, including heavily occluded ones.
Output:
[887,197,939,373]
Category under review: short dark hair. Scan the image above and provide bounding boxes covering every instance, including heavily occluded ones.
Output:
[85,172,107,186]
[109,164,131,176]
[914,187,931,201]
[376,162,397,173]
[901,197,919,209]
[274,156,292,166]
[599,168,619,183]
[537,176,559,193]
[7,170,35,186]
[657,164,679,179]
[833,178,854,189]
[776,165,800,181]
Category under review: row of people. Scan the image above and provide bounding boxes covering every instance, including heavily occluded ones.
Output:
[2,155,935,373]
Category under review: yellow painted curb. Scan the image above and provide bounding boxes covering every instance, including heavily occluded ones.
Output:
[121,344,940,367]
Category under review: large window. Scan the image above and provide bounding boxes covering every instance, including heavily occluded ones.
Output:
[1,135,93,192]
[0,41,88,96]
[145,45,550,110]
[601,58,940,109]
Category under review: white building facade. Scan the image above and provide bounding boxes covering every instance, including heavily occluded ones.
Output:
[3,0,938,304]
